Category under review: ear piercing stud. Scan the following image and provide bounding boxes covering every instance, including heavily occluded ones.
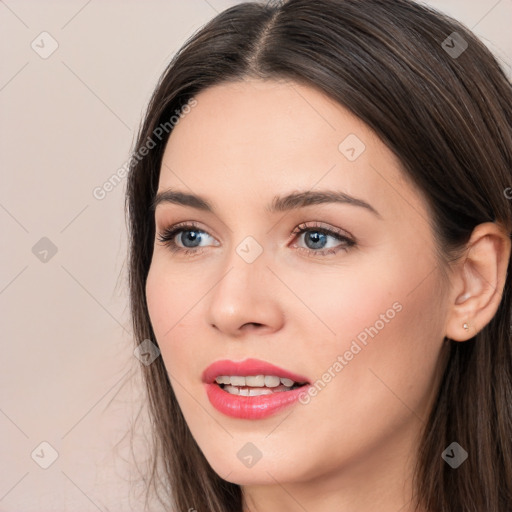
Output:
[463,323,469,330]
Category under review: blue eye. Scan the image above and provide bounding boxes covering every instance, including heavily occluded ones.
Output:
[157,222,217,255]
[300,230,337,250]
[292,222,355,257]
[157,221,355,257]
[175,229,206,248]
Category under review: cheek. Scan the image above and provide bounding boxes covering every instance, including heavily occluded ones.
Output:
[145,259,201,336]
[145,261,208,378]
[296,238,444,350]
[296,256,446,423]
[146,264,172,339]
[287,245,447,399]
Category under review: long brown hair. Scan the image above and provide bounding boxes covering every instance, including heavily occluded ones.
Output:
[126,1,512,510]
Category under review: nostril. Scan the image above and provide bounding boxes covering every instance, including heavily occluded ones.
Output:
[242,322,263,329]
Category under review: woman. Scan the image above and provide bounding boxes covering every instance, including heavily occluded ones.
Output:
[126,0,512,510]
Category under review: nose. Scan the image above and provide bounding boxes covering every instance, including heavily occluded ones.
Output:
[206,246,285,338]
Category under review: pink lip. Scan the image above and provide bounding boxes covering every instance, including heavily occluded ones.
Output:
[202,358,310,420]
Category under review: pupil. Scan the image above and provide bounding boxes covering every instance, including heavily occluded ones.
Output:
[182,230,201,248]
[306,231,326,249]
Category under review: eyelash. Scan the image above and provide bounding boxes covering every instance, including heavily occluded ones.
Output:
[156,221,356,258]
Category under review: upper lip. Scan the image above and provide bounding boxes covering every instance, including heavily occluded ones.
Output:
[202,358,310,384]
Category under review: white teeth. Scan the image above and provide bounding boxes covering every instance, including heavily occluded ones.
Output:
[214,375,299,388]
[264,375,281,387]
[249,388,274,396]
[230,376,246,386]
[222,385,278,396]
[245,375,265,387]
[224,385,240,395]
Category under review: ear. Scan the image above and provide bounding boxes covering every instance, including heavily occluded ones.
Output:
[445,222,511,342]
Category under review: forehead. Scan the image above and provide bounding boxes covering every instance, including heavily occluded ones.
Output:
[158,79,427,224]
[164,79,378,170]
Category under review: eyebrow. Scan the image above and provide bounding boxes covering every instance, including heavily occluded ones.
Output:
[152,189,381,217]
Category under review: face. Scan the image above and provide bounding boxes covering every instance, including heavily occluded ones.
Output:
[145,79,451,491]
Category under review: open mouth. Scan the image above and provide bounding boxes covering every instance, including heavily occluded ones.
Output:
[215,375,308,396]
[204,360,311,419]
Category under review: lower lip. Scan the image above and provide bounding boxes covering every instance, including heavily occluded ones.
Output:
[205,383,309,419]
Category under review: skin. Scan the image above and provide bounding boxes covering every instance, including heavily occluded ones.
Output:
[145,79,510,512]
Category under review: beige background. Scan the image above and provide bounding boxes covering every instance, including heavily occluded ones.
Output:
[0,1,511,510]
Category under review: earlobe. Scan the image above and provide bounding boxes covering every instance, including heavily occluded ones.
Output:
[445,222,511,342]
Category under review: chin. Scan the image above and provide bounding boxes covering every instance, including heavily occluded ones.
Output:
[203,448,306,487]
[216,466,288,486]
[222,471,273,486]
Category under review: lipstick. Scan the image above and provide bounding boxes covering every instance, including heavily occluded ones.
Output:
[202,358,310,420]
